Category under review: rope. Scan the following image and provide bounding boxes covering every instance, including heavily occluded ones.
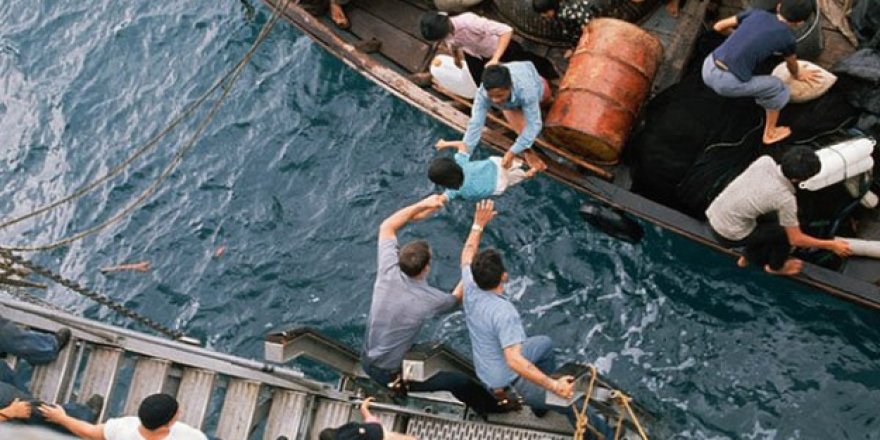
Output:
[0,0,290,252]
[0,250,184,340]
[611,391,649,440]
[571,365,600,440]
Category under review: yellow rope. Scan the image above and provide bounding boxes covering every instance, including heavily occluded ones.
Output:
[612,391,649,440]
[1,0,291,252]
[571,365,601,440]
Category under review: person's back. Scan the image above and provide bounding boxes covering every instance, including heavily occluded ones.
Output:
[363,238,456,370]
[102,416,205,440]
[712,9,797,82]
[429,140,540,201]
[706,155,798,242]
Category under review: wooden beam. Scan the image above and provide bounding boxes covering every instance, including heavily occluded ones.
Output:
[652,0,711,92]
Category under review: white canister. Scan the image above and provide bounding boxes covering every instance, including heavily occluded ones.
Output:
[800,137,876,191]
[429,54,478,99]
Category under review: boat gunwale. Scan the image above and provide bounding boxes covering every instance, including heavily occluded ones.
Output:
[262,0,880,310]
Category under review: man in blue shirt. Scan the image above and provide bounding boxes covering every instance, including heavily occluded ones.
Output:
[461,62,551,171]
[458,200,614,437]
[702,0,821,144]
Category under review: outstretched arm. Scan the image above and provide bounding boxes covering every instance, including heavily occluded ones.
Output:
[39,404,105,440]
[379,195,447,241]
[451,280,464,304]
[503,344,575,399]
[460,200,497,266]
[713,15,738,35]
[488,30,513,66]
[435,139,469,154]
[785,226,852,257]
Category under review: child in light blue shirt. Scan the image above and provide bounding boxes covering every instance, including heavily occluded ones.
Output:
[428,139,544,201]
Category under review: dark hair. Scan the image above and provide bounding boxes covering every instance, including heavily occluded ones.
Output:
[482,65,512,90]
[138,394,178,430]
[319,428,337,440]
[532,0,559,13]
[472,248,505,290]
[428,157,464,189]
[779,0,813,22]
[780,146,821,181]
[400,240,431,277]
[420,12,451,41]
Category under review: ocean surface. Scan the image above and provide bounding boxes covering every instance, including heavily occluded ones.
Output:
[1,2,879,439]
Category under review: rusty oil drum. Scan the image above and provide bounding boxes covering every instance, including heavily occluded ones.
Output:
[544,18,663,163]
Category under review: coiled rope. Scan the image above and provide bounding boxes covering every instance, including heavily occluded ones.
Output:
[570,365,650,440]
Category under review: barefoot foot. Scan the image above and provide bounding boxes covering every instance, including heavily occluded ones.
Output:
[737,256,748,268]
[765,258,802,276]
[763,126,791,144]
[329,3,349,29]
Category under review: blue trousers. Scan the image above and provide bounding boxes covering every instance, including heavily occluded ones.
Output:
[702,54,790,111]
[0,318,58,365]
[512,336,615,440]
[0,362,96,429]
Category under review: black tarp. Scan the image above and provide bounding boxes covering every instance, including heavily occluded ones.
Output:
[851,0,880,48]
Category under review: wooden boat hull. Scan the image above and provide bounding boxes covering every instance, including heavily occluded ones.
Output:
[263,0,880,311]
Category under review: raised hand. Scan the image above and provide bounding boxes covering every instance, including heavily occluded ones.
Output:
[473,200,497,229]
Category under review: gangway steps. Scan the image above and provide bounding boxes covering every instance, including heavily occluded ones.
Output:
[30,336,79,403]
[309,398,353,440]
[176,368,217,430]
[216,379,262,440]
[77,346,124,421]
[124,357,172,415]
[407,414,570,440]
[263,389,309,440]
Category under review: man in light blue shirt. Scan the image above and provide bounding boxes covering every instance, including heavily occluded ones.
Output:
[461,62,550,170]
[458,200,614,437]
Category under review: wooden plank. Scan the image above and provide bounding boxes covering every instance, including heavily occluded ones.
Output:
[77,346,124,421]
[356,0,429,41]
[347,7,432,73]
[123,358,172,415]
[215,379,262,440]
[308,399,353,440]
[175,368,216,430]
[264,390,309,440]
[30,337,79,403]
[652,0,711,92]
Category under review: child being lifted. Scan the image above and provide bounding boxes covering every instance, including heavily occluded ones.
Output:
[702,0,822,144]
[430,138,546,201]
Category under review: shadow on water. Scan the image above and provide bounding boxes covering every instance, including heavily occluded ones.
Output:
[1,1,879,438]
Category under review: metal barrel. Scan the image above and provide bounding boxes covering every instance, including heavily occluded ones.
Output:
[544,18,663,163]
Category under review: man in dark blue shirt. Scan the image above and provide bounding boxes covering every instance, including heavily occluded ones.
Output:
[702,0,821,144]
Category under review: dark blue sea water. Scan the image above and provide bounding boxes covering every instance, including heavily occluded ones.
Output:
[1,2,879,438]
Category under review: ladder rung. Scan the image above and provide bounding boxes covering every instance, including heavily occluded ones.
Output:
[175,368,216,430]
[30,338,79,403]
[124,358,172,415]
[215,379,262,440]
[77,346,124,421]
[263,390,308,440]
[309,399,352,440]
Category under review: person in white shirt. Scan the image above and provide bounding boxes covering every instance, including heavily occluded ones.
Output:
[39,393,210,440]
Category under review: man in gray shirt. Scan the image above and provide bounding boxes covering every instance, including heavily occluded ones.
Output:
[706,146,851,275]
[362,195,497,414]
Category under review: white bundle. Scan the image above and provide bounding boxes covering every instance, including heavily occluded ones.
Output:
[799,137,876,191]
[772,60,837,103]
[430,54,478,99]
[836,237,880,259]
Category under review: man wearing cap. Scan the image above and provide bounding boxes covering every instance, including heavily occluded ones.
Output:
[40,393,210,440]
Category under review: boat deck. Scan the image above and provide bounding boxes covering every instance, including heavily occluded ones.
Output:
[265,0,880,309]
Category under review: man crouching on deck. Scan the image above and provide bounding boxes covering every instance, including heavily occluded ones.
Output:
[459,200,614,438]
[706,147,852,275]
[461,62,550,172]
[361,195,498,415]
